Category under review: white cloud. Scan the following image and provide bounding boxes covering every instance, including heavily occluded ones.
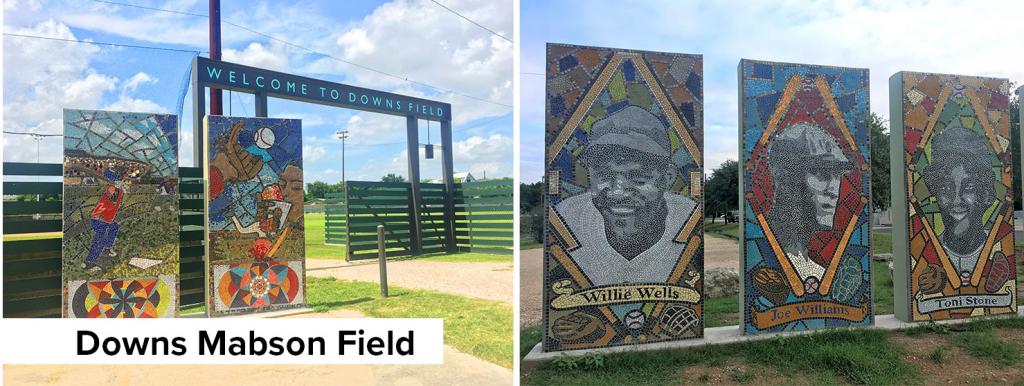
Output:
[343,114,408,145]
[351,132,512,181]
[308,0,513,124]
[223,41,290,72]
[57,1,207,47]
[452,133,512,177]
[121,72,157,95]
[303,145,326,163]
[3,20,169,164]
[337,28,375,58]
[4,0,41,12]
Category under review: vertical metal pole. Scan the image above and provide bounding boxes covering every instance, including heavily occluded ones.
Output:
[406,116,423,255]
[191,56,205,169]
[340,131,348,262]
[255,92,268,117]
[341,134,347,187]
[440,118,457,253]
[378,225,388,297]
[208,0,223,116]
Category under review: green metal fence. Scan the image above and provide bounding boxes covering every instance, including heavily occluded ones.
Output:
[337,179,513,259]
[324,192,346,245]
[343,181,468,261]
[461,180,514,255]
[2,162,206,318]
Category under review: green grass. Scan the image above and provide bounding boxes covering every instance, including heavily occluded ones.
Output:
[704,220,739,240]
[307,277,513,368]
[2,231,62,241]
[950,331,1020,368]
[873,232,892,255]
[520,240,542,250]
[422,252,512,263]
[304,212,348,260]
[872,259,895,315]
[521,325,542,358]
[523,329,918,385]
[704,296,740,328]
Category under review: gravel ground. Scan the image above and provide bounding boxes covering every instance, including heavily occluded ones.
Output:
[519,235,740,326]
[4,309,512,386]
[306,259,513,305]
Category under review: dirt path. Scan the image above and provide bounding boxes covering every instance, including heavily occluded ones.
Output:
[3,310,513,386]
[306,259,513,305]
[519,235,741,326]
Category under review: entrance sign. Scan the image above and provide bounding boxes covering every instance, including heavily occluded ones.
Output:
[739,60,873,334]
[890,72,1016,322]
[191,57,458,257]
[204,116,306,316]
[62,109,180,318]
[542,43,705,351]
[195,57,450,121]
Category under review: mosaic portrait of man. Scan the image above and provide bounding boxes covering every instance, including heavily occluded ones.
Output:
[543,44,704,351]
[765,122,855,290]
[740,60,872,334]
[554,106,697,285]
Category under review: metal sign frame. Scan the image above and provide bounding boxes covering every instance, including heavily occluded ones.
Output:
[191,56,458,260]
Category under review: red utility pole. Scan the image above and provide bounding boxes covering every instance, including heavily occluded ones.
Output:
[209,0,223,115]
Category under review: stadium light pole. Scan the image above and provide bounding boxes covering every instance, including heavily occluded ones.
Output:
[335,130,349,189]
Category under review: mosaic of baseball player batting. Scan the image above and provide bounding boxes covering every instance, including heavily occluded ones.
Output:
[543,43,704,351]
[739,60,872,334]
[891,72,1016,322]
[62,109,179,318]
[204,116,305,316]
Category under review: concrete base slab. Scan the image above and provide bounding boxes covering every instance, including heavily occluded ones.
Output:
[522,309,1024,369]
[181,307,316,318]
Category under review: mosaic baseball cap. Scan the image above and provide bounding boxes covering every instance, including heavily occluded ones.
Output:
[581,105,672,160]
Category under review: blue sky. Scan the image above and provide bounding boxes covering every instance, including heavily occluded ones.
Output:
[3,0,512,183]
[520,0,1024,182]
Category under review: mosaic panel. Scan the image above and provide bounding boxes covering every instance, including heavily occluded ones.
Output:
[62,109,179,318]
[739,60,872,334]
[891,72,1016,322]
[212,260,304,312]
[204,115,306,316]
[542,43,704,351]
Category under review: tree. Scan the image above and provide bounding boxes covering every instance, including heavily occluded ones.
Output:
[519,181,543,214]
[869,112,890,212]
[704,160,738,223]
[519,181,545,244]
[304,180,345,201]
[381,173,406,183]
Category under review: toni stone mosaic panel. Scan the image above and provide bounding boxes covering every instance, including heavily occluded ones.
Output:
[62,109,180,318]
[890,72,1016,322]
[204,115,306,316]
[543,43,704,351]
[739,60,872,334]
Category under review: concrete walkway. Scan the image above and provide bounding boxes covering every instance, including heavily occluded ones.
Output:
[3,310,513,386]
[306,258,513,305]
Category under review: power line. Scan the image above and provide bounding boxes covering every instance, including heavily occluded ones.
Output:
[2,33,202,54]
[3,131,63,137]
[85,0,512,109]
[429,0,511,43]
[90,0,206,18]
